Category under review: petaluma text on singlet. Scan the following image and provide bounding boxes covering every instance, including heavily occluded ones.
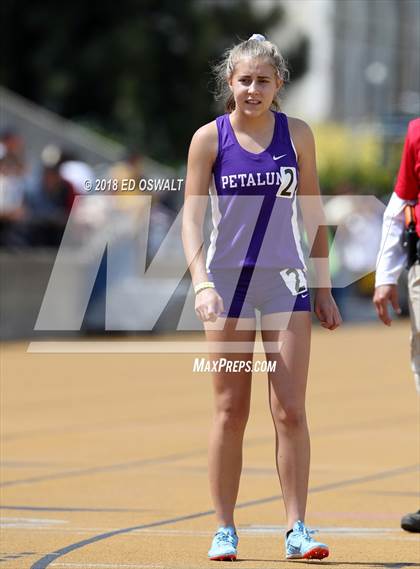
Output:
[221,171,281,190]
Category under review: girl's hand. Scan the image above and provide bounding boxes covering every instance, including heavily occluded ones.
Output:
[195,288,225,322]
[314,289,342,330]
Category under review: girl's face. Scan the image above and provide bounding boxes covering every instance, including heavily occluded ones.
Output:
[229,56,282,116]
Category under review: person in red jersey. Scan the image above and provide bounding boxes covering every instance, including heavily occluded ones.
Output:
[373,118,420,533]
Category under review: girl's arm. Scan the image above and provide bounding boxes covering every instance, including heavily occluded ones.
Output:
[182,122,224,322]
[289,118,342,330]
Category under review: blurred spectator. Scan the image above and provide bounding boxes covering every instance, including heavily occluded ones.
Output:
[0,129,29,247]
[324,183,383,319]
[25,162,75,247]
[58,150,95,195]
[0,142,87,249]
[0,128,26,176]
[107,147,176,261]
[108,148,144,197]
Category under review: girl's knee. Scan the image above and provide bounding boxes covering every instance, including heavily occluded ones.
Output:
[215,405,249,432]
[271,402,306,429]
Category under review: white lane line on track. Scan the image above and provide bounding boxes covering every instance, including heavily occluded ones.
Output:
[50,565,244,569]
[242,525,403,533]
[0,517,67,528]
[27,341,272,354]
[50,565,166,568]
[3,525,419,541]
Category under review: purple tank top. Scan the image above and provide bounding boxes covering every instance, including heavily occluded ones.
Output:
[206,111,306,271]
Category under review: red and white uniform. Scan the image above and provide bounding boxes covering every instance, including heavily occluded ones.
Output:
[376,118,420,393]
[395,118,420,231]
[375,118,420,286]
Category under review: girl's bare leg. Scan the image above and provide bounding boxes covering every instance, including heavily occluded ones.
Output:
[205,317,256,527]
[261,311,311,530]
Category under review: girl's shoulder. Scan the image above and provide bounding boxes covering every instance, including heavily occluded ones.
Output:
[193,118,219,142]
[285,116,315,158]
[286,115,312,137]
[190,119,219,163]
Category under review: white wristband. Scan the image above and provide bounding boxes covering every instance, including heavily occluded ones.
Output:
[194,281,215,294]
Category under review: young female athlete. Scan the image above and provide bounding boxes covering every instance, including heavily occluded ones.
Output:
[182,34,341,561]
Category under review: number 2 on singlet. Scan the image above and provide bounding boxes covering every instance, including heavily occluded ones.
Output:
[276,167,297,199]
[279,268,308,295]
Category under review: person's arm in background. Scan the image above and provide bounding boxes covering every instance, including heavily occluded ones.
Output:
[373,121,418,326]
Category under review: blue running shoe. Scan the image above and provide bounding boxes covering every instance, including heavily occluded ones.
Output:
[285,520,329,560]
[208,525,238,561]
